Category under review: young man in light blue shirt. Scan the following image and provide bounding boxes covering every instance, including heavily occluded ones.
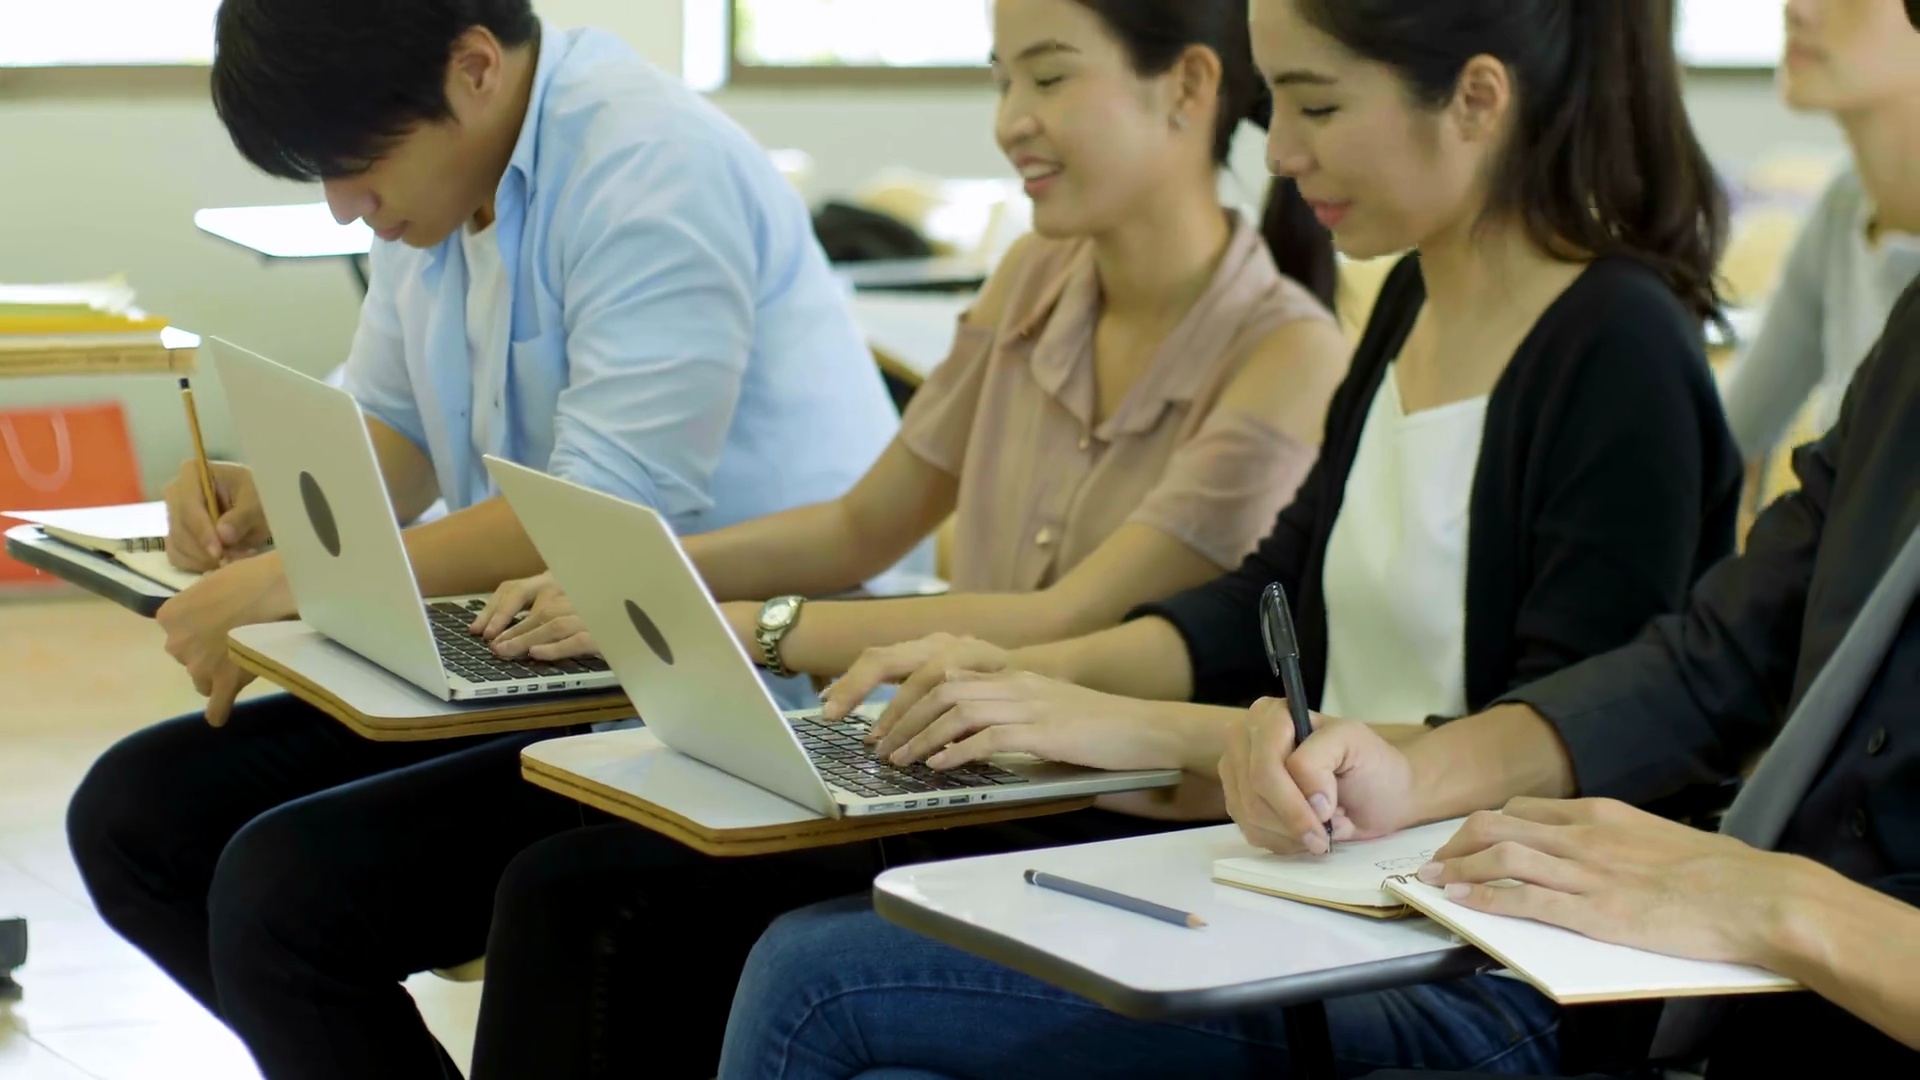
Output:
[66,1,896,1075]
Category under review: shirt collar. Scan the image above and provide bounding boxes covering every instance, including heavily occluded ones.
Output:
[499,22,560,208]
[1855,188,1920,255]
[502,20,562,197]
[425,20,559,277]
[1020,211,1273,435]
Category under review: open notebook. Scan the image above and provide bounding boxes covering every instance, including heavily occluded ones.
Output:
[1213,818,1468,918]
[4,502,200,592]
[1385,879,1800,1005]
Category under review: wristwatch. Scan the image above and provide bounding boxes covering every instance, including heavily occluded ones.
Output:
[754,595,806,679]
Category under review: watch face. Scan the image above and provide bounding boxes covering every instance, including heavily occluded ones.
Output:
[763,598,798,629]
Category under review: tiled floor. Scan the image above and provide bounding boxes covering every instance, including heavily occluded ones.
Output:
[0,592,483,1079]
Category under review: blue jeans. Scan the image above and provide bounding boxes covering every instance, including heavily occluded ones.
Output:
[720,896,1562,1080]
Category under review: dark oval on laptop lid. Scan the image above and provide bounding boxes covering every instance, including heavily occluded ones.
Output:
[625,600,674,665]
[300,472,342,558]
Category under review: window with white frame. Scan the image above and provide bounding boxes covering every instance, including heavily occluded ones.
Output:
[0,0,221,67]
[1679,0,1785,69]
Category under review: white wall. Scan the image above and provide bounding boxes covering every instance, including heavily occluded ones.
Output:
[0,0,1842,494]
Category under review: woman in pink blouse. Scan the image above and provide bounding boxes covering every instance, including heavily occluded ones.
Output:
[473,0,1349,687]
[466,2,1350,1077]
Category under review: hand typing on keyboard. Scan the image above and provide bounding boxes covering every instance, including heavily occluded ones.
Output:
[872,670,1190,775]
[470,572,601,661]
[429,600,609,682]
[790,715,1028,799]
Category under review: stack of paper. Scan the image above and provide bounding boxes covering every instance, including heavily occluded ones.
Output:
[0,279,170,351]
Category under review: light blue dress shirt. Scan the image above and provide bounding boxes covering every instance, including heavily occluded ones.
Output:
[339,23,898,536]
[338,23,900,710]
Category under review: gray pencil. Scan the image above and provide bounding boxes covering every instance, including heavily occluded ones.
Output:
[1023,869,1207,929]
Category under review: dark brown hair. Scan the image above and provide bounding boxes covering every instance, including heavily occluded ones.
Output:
[1295,0,1728,320]
[1075,0,1338,311]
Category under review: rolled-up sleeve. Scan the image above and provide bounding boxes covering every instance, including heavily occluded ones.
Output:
[1126,409,1317,571]
[338,243,428,453]
[543,132,757,517]
[896,318,995,476]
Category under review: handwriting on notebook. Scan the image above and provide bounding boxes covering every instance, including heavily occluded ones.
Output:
[1374,852,1435,875]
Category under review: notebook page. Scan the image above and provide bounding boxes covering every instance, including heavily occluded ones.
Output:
[4,501,168,543]
[1387,879,1799,1004]
[1213,818,1468,908]
[114,551,201,593]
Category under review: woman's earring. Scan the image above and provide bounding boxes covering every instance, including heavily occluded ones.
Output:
[1171,113,1188,131]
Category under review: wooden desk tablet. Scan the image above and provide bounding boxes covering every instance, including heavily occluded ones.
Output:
[229,621,634,742]
[521,728,1096,858]
[0,327,199,379]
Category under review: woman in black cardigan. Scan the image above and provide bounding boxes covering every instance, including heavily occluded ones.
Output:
[836,253,1742,790]
[725,0,1743,1075]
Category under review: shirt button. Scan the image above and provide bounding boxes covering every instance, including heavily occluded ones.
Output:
[1851,807,1869,839]
[1867,728,1888,756]
[1035,527,1054,548]
[1078,434,1092,451]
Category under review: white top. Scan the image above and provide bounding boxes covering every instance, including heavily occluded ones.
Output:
[1722,168,1920,458]
[460,220,512,462]
[1321,369,1489,722]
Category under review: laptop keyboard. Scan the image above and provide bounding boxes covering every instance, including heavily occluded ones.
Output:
[426,600,612,685]
[789,714,1029,800]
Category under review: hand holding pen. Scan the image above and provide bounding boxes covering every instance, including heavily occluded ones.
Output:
[1259,582,1335,854]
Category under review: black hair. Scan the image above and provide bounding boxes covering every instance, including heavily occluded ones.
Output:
[1294,0,1727,320]
[1074,0,1339,312]
[212,0,540,181]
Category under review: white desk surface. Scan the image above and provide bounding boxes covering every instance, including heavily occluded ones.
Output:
[523,727,827,831]
[850,292,972,380]
[194,203,373,260]
[228,621,486,719]
[874,825,1483,1020]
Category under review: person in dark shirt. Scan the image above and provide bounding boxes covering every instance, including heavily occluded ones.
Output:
[1243,235,1920,1080]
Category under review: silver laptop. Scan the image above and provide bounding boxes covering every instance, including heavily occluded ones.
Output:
[211,339,620,703]
[485,455,1182,819]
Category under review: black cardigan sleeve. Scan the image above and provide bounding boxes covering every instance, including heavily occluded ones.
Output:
[1490,274,1742,701]
[1129,439,1328,706]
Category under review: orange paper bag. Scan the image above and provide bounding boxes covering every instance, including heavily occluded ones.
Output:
[0,401,146,584]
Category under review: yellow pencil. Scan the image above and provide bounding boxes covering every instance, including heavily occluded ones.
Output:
[178,377,221,529]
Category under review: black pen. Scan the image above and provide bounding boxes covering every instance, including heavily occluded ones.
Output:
[1259,582,1334,853]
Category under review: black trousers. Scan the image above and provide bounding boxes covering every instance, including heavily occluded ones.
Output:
[471,810,1191,1080]
[65,693,599,1080]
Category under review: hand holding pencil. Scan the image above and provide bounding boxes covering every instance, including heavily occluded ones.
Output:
[162,380,270,572]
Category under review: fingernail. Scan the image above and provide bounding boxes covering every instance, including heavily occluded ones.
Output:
[1444,883,1471,900]
[1417,861,1443,883]
[1308,793,1331,820]
[817,684,833,702]
[1301,830,1327,855]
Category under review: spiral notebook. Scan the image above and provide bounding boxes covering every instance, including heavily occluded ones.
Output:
[1213,817,1801,1004]
[3,502,199,592]
[1212,818,1468,918]
[1384,878,1800,1005]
